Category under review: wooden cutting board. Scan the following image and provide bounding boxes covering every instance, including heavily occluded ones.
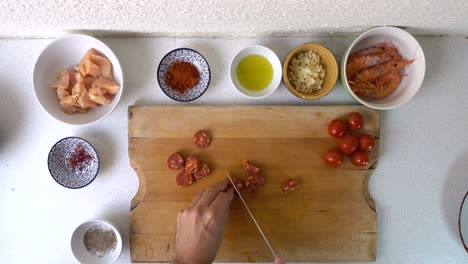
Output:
[129,105,379,263]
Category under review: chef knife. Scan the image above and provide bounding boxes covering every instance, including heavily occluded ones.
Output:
[226,173,277,259]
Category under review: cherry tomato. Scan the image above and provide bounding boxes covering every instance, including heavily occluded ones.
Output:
[338,134,358,155]
[350,150,370,167]
[323,149,343,167]
[359,134,376,151]
[328,119,347,138]
[347,112,364,130]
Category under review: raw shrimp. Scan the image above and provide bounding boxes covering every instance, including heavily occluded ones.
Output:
[346,43,402,79]
[351,70,401,98]
[352,59,413,83]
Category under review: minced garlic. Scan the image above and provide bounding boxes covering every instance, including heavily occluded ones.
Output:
[288,50,326,94]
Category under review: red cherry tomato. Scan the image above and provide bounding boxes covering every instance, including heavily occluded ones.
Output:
[347,112,364,130]
[359,134,376,151]
[338,134,358,155]
[350,150,370,167]
[323,149,343,167]
[328,119,347,138]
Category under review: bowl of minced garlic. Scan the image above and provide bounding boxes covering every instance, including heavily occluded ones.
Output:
[283,43,338,100]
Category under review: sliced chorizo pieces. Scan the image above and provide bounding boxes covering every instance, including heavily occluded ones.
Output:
[176,170,194,188]
[245,173,265,192]
[167,152,185,170]
[193,161,210,179]
[184,155,200,174]
[193,130,210,149]
[231,177,245,192]
[244,161,261,175]
[281,178,298,193]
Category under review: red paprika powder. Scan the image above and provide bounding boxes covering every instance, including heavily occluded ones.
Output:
[165,61,200,94]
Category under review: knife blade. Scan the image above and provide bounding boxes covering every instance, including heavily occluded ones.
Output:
[226,173,277,259]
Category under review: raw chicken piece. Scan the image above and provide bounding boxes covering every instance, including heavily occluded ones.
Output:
[69,71,77,88]
[72,82,98,109]
[60,95,78,114]
[56,88,70,100]
[51,69,74,91]
[91,54,113,80]
[51,48,119,114]
[92,76,120,95]
[88,87,111,105]
[79,49,101,78]
[75,72,96,88]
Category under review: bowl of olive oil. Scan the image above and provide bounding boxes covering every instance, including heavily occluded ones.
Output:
[229,45,282,99]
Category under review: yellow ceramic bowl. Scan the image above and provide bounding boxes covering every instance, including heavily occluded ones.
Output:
[283,43,338,100]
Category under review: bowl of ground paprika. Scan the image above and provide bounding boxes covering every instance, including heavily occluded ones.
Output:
[157,48,211,102]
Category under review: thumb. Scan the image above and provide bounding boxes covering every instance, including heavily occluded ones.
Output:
[274,257,285,264]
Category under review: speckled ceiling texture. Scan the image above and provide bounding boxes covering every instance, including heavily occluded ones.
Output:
[0,0,466,37]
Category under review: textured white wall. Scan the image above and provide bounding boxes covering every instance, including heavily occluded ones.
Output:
[1,0,467,38]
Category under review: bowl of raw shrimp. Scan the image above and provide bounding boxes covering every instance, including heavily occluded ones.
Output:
[33,34,123,125]
[341,26,426,110]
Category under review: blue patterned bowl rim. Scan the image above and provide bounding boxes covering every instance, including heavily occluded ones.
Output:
[47,137,100,189]
[157,48,211,102]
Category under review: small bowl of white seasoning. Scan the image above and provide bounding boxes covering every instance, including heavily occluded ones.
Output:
[283,43,338,100]
[71,219,123,264]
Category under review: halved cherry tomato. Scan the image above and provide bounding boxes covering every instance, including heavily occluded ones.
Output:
[338,134,358,155]
[347,112,364,130]
[359,134,376,151]
[323,149,343,167]
[350,150,369,167]
[328,119,347,138]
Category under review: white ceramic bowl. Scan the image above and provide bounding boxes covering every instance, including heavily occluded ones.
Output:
[33,34,123,125]
[341,27,426,110]
[71,219,123,264]
[229,45,282,99]
[459,191,468,252]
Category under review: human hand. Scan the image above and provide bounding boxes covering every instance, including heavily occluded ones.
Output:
[275,257,286,264]
[172,180,234,264]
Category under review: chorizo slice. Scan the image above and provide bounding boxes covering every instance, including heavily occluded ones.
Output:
[281,178,298,193]
[184,155,200,174]
[247,173,265,187]
[245,180,259,192]
[167,152,185,170]
[193,130,210,149]
[193,162,210,179]
[231,177,245,192]
[176,170,194,188]
[244,161,261,175]
[245,174,265,192]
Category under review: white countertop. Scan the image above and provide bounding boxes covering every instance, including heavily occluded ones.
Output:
[0,36,467,264]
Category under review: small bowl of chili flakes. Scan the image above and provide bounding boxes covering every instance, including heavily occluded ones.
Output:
[157,48,211,102]
[48,137,100,189]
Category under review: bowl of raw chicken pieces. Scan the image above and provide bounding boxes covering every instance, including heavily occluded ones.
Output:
[33,34,123,125]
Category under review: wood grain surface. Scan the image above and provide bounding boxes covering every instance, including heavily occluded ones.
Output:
[129,105,379,263]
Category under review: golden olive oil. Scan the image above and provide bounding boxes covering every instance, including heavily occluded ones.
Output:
[236,55,273,92]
